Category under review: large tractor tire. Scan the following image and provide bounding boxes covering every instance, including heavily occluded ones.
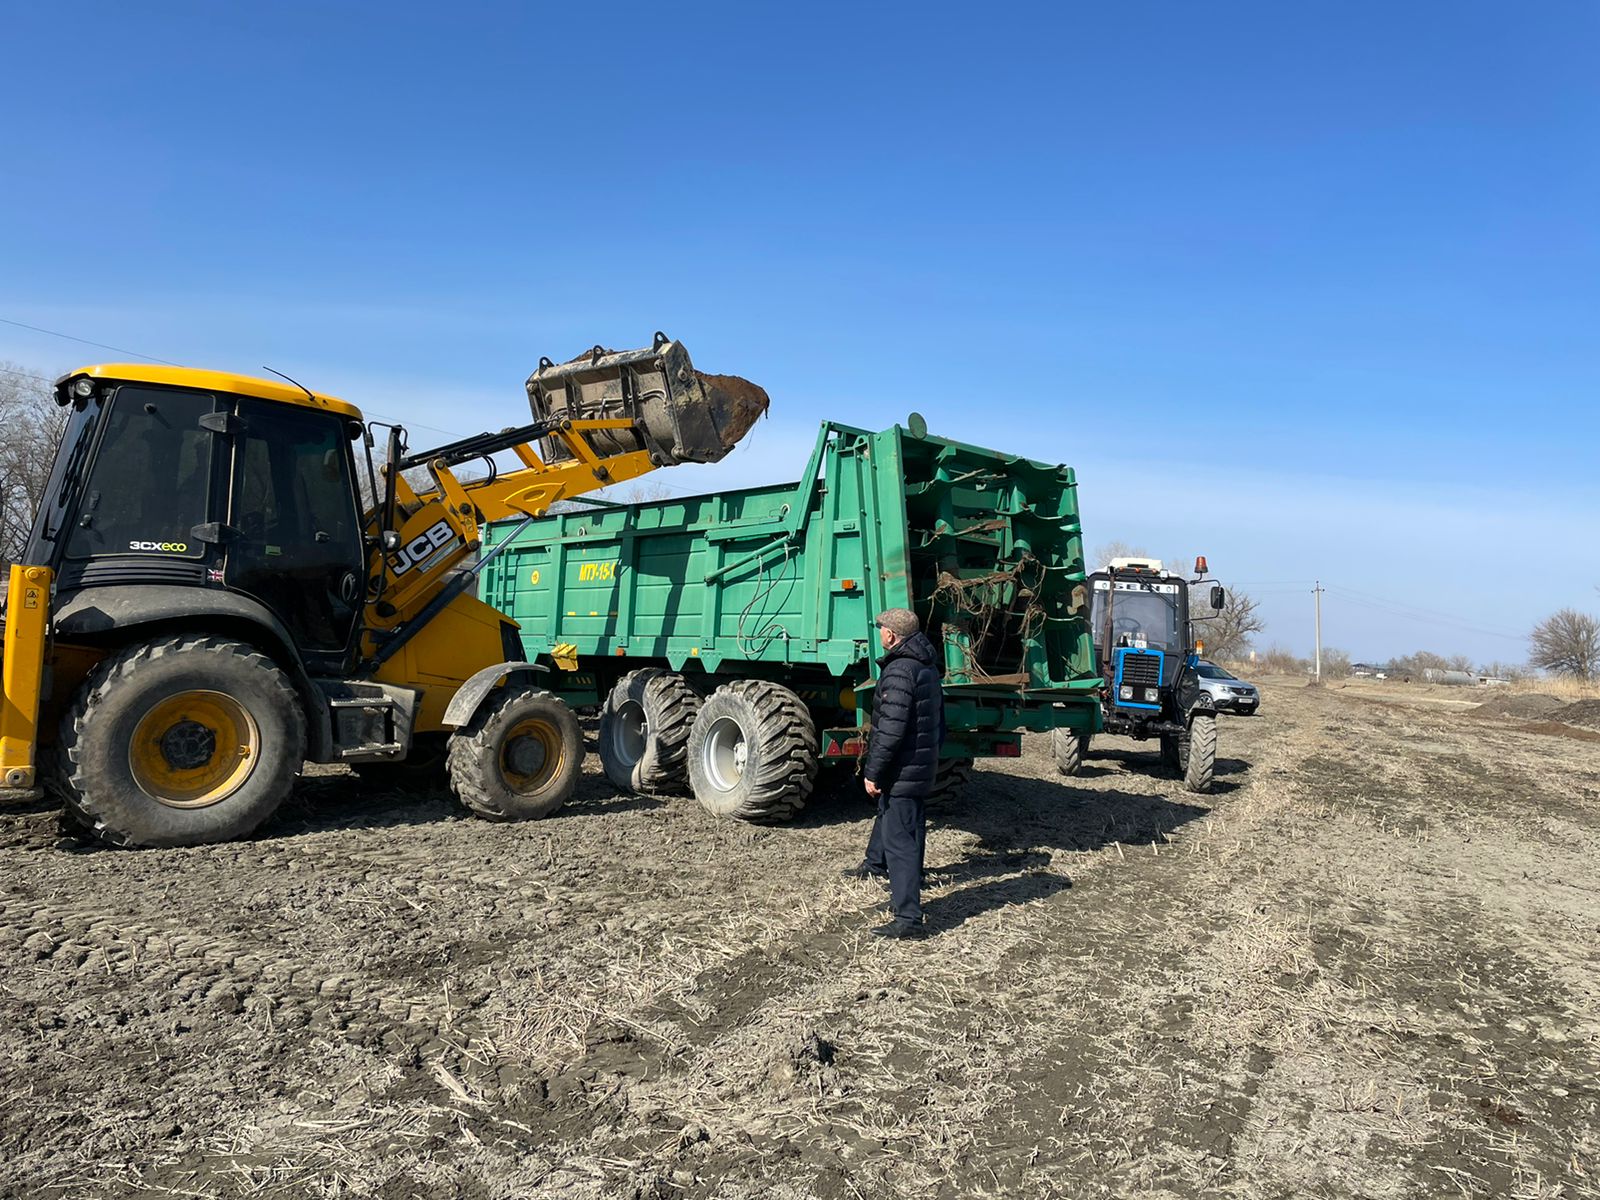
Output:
[598,669,700,794]
[351,734,448,792]
[448,688,583,821]
[1183,714,1217,794]
[686,680,817,821]
[925,757,974,809]
[53,635,306,848]
[1053,729,1089,777]
[1159,733,1182,772]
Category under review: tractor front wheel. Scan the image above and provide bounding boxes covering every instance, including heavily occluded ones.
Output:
[1183,714,1217,794]
[1053,729,1089,777]
[447,688,582,821]
[54,636,306,848]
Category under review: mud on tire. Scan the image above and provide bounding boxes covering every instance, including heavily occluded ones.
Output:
[447,688,583,821]
[1183,713,1217,794]
[598,669,700,795]
[53,635,306,849]
[686,680,817,821]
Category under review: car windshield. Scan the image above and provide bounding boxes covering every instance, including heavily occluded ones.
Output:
[1195,662,1236,680]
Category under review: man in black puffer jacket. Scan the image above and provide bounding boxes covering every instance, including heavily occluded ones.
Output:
[847,607,945,938]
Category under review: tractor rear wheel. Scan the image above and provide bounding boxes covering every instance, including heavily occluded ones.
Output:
[598,669,700,794]
[1053,729,1089,776]
[448,688,582,821]
[686,680,817,821]
[1183,714,1217,794]
[53,635,305,848]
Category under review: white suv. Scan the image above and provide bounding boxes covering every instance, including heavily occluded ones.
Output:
[1194,661,1260,715]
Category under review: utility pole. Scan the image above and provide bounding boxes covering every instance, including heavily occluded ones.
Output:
[1313,581,1325,682]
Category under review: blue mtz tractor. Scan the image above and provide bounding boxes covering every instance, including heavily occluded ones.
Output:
[1052,557,1227,793]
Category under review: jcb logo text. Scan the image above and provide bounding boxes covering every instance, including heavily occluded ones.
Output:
[389,521,458,577]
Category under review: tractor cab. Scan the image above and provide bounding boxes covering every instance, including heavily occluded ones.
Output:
[1089,557,1189,715]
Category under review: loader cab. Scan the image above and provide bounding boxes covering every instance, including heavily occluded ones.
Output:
[1088,559,1191,714]
[38,367,371,672]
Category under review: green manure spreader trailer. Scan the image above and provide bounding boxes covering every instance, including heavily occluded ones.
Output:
[478,416,1102,820]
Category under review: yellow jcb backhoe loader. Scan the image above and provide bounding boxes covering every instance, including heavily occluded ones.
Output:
[0,333,766,848]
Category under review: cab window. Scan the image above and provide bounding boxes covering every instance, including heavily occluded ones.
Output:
[64,387,214,559]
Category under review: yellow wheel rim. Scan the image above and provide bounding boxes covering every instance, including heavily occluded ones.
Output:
[501,718,563,794]
[129,690,260,809]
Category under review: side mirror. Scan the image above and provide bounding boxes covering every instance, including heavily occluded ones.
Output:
[1210,585,1226,611]
[381,530,403,554]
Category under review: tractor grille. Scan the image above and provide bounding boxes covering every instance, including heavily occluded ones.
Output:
[1118,651,1163,688]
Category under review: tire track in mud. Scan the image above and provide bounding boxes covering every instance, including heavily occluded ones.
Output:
[0,890,471,1040]
[498,721,1275,1199]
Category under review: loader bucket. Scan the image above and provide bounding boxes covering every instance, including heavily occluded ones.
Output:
[526,333,768,466]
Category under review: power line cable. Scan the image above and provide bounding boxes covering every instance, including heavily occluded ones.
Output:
[1321,586,1523,642]
[0,316,182,365]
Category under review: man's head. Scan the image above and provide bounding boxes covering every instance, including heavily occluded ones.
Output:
[875,607,919,651]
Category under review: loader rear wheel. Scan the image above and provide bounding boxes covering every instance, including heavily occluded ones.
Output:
[686,680,817,822]
[1053,729,1089,777]
[54,636,305,848]
[448,688,582,821]
[598,669,700,794]
[1184,713,1217,794]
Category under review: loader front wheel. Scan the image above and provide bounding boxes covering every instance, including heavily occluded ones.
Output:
[448,688,582,821]
[55,636,306,848]
[598,669,700,794]
[687,680,817,822]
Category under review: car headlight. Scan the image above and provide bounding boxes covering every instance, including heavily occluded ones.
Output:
[1119,685,1133,700]
[1144,688,1158,702]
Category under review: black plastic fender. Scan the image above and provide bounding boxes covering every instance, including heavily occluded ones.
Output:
[442,661,549,729]
[1173,663,1215,722]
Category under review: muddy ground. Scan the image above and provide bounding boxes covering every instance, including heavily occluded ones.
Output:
[2,679,1597,1199]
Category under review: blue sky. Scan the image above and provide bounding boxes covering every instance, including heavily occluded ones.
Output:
[2,2,1595,666]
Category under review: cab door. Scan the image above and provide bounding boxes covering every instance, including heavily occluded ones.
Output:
[225,400,366,670]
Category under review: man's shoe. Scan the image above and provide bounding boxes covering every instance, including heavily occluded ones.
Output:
[870,919,926,940]
[841,863,889,881]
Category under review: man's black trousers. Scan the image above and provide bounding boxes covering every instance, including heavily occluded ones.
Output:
[864,791,927,923]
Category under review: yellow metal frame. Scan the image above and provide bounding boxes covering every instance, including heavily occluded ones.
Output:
[0,565,52,789]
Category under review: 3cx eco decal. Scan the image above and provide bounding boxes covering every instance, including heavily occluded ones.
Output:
[389,520,462,578]
[129,540,189,553]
